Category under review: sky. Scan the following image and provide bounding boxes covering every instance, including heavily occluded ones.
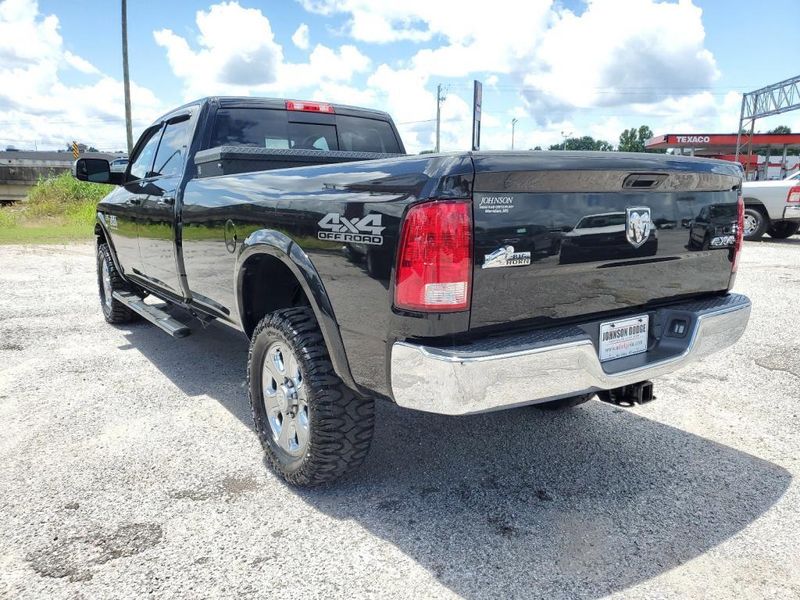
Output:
[1,0,798,153]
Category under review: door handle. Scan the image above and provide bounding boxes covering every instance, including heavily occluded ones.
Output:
[158,196,175,206]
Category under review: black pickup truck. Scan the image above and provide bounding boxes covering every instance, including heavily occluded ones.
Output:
[75,96,751,486]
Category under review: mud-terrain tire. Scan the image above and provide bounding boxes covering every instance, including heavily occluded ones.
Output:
[767,221,800,239]
[534,394,595,411]
[97,243,138,324]
[248,307,375,486]
[743,206,768,241]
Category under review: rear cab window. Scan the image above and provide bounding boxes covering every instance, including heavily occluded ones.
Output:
[209,107,401,154]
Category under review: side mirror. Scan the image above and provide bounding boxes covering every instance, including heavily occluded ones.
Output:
[73,158,123,185]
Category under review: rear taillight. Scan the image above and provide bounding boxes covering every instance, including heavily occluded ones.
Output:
[285,100,334,113]
[787,186,800,203]
[394,200,472,312]
[732,194,744,273]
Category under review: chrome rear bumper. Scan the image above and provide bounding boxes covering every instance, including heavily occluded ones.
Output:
[390,293,751,415]
[783,205,800,220]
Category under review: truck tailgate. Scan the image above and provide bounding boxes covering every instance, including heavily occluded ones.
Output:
[470,153,742,328]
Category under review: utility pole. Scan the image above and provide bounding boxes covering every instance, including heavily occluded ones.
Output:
[121,0,133,155]
[435,84,447,153]
[511,118,518,150]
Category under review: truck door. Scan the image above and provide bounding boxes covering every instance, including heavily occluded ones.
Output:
[136,113,195,297]
[112,125,162,278]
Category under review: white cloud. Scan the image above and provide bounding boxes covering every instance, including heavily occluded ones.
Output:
[520,0,719,120]
[63,51,99,75]
[298,0,437,43]
[154,1,284,97]
[0,0,161,150]
[156,1,371,100]
[291,23,310,50]
[302,0,723,134]
[0,0,60,68]
[302,44,370,82]
[152,0,747,154]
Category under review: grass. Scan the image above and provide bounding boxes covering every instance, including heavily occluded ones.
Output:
[0,173,112,244]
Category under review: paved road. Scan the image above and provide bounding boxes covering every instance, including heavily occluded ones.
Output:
[1,239,798,599]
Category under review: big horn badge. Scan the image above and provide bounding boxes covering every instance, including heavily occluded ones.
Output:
[626,206,652,248]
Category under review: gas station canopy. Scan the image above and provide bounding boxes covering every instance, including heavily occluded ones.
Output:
[645,133,800,155]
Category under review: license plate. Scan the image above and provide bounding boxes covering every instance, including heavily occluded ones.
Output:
[599,315,649,362]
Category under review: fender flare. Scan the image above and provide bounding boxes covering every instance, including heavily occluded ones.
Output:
[234,229,358,392]
[94,213,126,278]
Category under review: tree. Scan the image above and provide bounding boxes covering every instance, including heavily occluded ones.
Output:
[618,125,659,153]
[548,136,614,151]
[766,126,797,155]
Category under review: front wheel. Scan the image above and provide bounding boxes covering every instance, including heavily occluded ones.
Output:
[97,243,138,324]
[767,221,800,239]
[248,307,375,486]
[743,207,768,241]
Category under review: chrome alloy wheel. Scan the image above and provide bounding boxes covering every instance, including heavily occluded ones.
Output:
[743,212,759,237]
[261,341,309,456]
[101,258,113,310]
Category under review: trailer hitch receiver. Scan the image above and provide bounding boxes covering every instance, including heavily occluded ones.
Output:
[598,381,655,407]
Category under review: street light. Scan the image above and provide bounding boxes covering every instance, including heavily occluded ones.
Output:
[511,118,519,150]
[560,130,572,151]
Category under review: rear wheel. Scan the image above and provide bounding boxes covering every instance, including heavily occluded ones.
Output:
[767,221,800,239]
[534,393,595,411]
[742,206,768,241]
[97,243,138,324]
[248,307,375,486]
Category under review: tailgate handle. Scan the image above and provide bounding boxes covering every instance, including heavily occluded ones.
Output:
[622,173,667,189]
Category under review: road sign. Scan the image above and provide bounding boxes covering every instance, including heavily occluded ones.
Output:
[72,141,79,160]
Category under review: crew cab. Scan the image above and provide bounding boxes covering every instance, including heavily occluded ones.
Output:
[74,97,751,486]
[741,170,800,240]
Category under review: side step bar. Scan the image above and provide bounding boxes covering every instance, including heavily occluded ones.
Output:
[112,291,191,338]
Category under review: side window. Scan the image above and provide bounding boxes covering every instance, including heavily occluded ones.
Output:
[152,115,192,178]
[128,127,162,181]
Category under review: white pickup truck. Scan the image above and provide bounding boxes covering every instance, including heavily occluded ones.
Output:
[742,171,800,240]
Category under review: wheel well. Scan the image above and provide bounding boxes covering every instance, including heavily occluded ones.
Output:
[743,199,767,213]
[240,254,311,338]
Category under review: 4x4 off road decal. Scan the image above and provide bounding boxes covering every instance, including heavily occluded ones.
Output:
[318,213,385,245]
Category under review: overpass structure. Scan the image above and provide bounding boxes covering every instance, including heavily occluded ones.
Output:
[0,151,120,204]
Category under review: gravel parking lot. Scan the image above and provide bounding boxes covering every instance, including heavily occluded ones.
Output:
[1,238,798,599]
